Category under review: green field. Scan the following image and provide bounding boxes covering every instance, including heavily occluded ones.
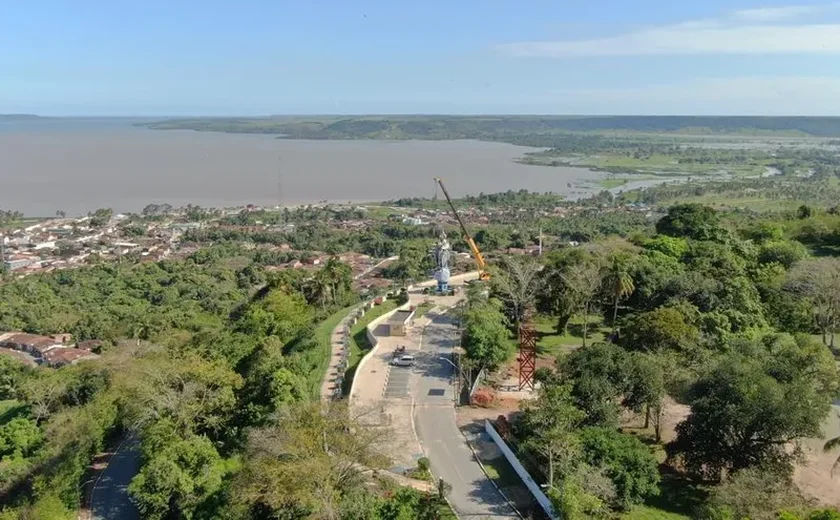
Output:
[532,314,608,359]
[583,153,766,177]
[342,300,399,394]
[599,178,630,189]
[0,218,45,232]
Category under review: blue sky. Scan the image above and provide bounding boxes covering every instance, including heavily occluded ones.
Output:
[4,0,840,115]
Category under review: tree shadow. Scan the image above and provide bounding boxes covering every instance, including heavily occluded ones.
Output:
[641,467,709,517]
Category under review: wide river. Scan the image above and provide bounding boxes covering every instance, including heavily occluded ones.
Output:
[0,118,605,216]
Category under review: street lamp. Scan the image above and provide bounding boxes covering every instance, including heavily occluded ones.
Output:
[436,355,458,370]
[437,355,474,405]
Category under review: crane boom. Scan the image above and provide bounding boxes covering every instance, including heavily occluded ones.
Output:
[434,177,490,281]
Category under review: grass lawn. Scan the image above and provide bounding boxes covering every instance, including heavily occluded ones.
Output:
[480,454,522,489]
[599,178,629,189]
[342,300,399,394]
[362,205,401,220]
[532,314,609,360]
[413,302,435,319]
[307,304,357,400]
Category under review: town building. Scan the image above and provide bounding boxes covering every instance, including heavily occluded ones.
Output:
[0,332,100,367]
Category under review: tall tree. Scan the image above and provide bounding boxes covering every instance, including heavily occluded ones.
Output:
[787,257,840,347]
[668,342,835,481]
[656,203,723,241]
[129,421,226,520]
[617,306,700,356]
[578,427,661,509]
[551,260,603,347]
[231,402,389,518]
[491,254,542,329]
[603,256,635,329]
[461,299,511,371]
[520,382,585,487]
[559,342,630,427]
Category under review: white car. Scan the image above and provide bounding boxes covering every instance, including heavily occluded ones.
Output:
[391,355,415,367]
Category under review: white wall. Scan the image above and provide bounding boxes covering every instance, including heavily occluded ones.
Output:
[484,420,558,519]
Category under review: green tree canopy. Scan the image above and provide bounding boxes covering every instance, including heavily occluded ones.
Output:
[578,426,661,509]
[668,339,836,481]
[461,298,511,371]
[656,204,723,241]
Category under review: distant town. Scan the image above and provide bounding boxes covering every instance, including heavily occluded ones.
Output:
[0,197,657,371]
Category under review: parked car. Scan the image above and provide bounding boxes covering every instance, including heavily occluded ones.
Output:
[391,355,415,367]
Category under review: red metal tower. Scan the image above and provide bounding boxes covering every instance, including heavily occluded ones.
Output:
[518,325,537,391]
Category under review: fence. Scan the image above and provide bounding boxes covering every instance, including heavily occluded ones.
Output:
[484,420,558,520]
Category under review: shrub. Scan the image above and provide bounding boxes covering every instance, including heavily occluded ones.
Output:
[470,387,496,407]
[417,457,430,472]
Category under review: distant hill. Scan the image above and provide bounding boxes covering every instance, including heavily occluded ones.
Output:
[0,114,48,121]
[144,115,840,139]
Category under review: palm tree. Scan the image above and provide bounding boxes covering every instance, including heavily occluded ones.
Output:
[606,257,635,330]
[308,270,333,309]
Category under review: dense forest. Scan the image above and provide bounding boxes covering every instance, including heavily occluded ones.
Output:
[448,203,840,519]
[144,116,840,139]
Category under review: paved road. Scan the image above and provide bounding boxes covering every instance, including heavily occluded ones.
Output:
[413,312,518,519]
[354,255,399,280]
[90,435,141,520]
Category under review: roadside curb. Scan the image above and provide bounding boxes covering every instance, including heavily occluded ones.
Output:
[456,412,524,520]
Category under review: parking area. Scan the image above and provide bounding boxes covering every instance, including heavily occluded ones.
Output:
[383,365,412,398]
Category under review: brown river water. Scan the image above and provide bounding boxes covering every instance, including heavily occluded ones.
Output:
[0,118,606,216]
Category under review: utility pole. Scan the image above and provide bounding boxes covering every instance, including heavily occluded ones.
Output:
[277,155,284,210]
[538,227,543,256]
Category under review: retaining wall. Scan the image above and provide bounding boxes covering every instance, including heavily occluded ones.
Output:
[484,420,557,519]
[348,301,409,400]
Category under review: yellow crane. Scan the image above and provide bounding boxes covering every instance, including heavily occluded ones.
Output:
[434,177,490,281]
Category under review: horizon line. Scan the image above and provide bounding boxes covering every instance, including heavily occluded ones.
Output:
[7,113,840,119]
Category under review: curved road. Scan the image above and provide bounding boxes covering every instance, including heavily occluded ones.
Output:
[90,434,141,520]
[413,312,518,519]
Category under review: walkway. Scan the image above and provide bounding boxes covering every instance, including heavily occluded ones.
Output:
[90,434,141,520]
[319,307,358,402]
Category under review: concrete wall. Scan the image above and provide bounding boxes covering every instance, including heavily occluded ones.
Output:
[484,420,558,520]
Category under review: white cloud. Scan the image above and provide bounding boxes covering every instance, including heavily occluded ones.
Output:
[542,76,840,115]
[730,4,822,22]
[499,4,840,56]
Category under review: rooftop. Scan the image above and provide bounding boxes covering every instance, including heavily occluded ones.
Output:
[0,332,60,351]
[42,347,99,366]
[388,309,415,324]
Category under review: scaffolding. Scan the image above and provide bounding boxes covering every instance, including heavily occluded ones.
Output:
[518,325,537,391]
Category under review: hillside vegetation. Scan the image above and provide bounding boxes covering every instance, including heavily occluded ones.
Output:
[145,116,840,139]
